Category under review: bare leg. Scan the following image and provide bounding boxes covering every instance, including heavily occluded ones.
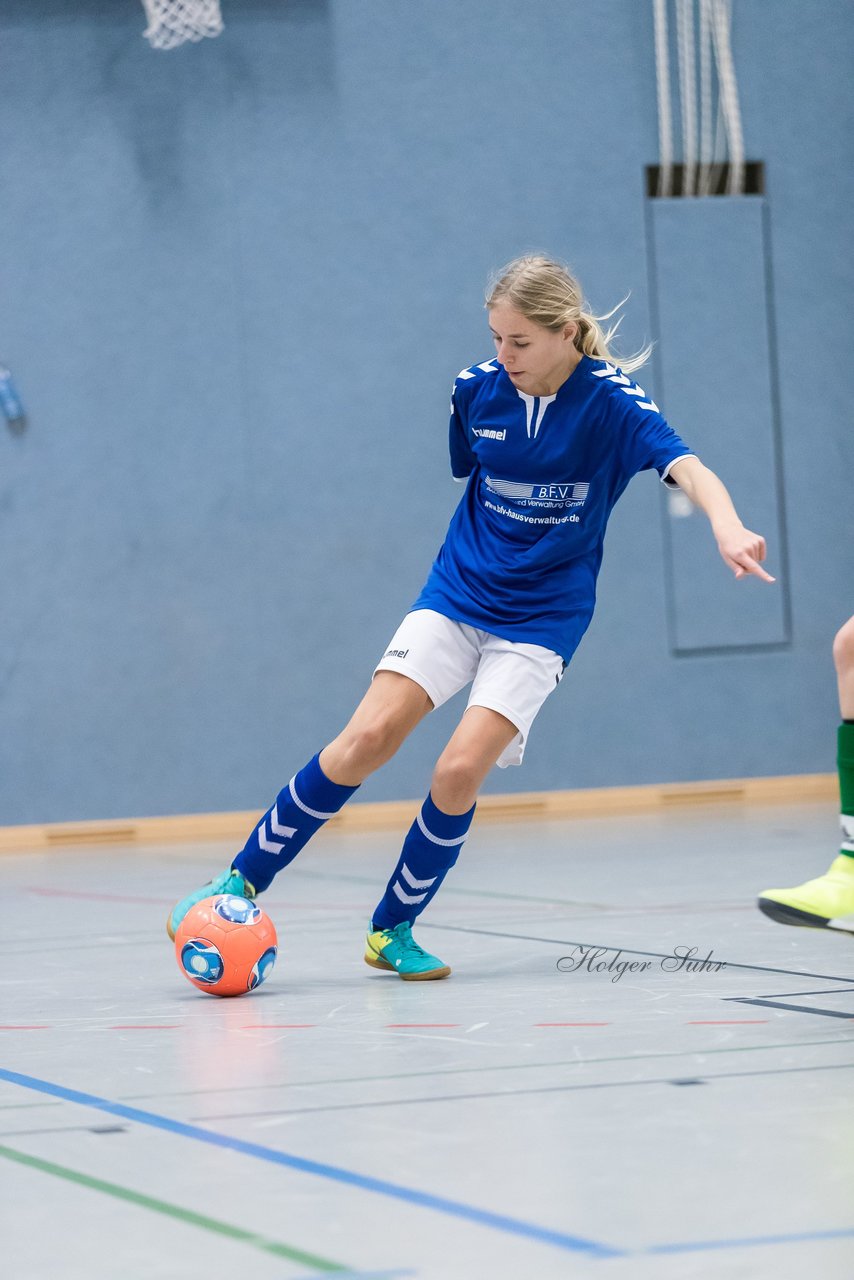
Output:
[430,705,521,813]
[320,671,433,786]
[169,674,435,939]
[833,615,854,719]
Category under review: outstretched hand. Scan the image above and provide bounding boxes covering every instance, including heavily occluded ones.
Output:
[716,524,776,582]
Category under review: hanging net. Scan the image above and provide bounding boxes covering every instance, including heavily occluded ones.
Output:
[652,0,745,196]
[142,0,224,51]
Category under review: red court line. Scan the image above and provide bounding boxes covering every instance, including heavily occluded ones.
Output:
[27,887,170,904]
[24,887,371,909]
[23,886,526,913]
[0,1020,787,1033]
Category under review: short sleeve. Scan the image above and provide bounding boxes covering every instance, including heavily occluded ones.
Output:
[615,384,696,490]
[449,379,476,482]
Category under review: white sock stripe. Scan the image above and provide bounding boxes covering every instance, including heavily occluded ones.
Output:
[269,803,297,840]
[400,862,437,891]
[257,819,286,855]
[289,776,336,821]
[416,811,469,847]
[393,882,429,905]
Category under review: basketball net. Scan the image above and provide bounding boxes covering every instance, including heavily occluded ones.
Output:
[142,0,224,50]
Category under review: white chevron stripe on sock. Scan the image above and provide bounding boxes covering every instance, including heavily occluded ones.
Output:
[400,862,437,891]
[393,882,429,905]
[269,804,297,840]
[257,819,286,856]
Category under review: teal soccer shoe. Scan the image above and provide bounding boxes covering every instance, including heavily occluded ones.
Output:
[167,867,256,940]
[364,920,451,980]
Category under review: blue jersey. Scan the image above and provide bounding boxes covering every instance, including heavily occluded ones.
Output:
[411,355,696,663]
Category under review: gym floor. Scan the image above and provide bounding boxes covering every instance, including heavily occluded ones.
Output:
[2,800,853,1279]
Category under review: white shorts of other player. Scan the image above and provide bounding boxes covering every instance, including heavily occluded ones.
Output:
[374,609,565,769]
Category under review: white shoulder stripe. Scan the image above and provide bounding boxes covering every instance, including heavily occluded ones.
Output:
[456,360,500,381]
[592,361,659,412]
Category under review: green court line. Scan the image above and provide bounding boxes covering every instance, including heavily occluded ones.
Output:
[0,1142,347,1272]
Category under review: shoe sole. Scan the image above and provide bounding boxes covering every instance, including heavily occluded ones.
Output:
[364,952,451,980]
[167,901,200,941]
[757,897,835,930]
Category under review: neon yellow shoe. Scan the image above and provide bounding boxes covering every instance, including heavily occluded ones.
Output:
[757,855,854,933]
[364,920,451,980]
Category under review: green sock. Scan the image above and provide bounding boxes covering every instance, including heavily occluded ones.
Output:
[838,722,854,858]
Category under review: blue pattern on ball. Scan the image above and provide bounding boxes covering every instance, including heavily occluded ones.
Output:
[248,946,277,990]
[180,938,224,984]
[213,894,261,925]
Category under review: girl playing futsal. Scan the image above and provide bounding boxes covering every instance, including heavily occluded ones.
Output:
[168,255,775,979]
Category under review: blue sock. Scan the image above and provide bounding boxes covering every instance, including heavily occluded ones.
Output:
[371,792,476,930]
[233,753,359,893]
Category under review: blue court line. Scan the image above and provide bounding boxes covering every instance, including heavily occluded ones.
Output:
[288,1272,417,1279]
[645,1226,854,1253]
[0,1067,621,1260]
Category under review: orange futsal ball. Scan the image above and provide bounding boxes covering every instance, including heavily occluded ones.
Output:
[174,895,278,997]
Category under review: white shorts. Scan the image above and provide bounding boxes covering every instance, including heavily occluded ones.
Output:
[374,609,566,768]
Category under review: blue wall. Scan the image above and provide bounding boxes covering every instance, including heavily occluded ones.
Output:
[0,0,851,824]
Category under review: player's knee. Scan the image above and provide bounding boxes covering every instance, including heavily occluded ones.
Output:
[339,716,405,775]
[431,750,482,805]
[832,617,854,677]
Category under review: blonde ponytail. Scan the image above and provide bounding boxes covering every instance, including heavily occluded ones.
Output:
[485,255,653,376]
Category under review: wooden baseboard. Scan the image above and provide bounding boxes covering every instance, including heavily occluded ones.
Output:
[0,773,837,853]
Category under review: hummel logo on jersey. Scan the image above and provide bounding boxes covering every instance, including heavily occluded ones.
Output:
[472,427,506,441]
[384,648,409,660]
[591,361,660,412]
